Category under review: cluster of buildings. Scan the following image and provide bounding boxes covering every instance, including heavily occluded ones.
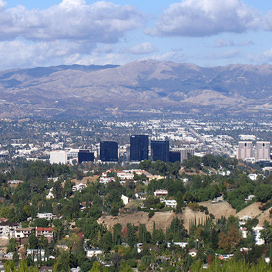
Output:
[236,141,271,162]
[0,224,53,245]
[50,135,195,164]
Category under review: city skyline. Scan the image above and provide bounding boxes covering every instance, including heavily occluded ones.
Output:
[1,0,272,70]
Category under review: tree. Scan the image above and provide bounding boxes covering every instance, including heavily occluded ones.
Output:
[53,219,65,241]
[218,225,241,253]
[127,223,137,248]
[119,259,133,272]
[53,251,70,272]
[7,238,17,252]
[261,220,272,245]
[139,160,151,171]
[28,233,39,249]
[176,191,184,212]
[31,218,49,228]
[100,231,112,252]
[113,223,122,246]
[254,184,272,202]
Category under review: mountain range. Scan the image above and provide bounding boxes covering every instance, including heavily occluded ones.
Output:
[1,60,272,119]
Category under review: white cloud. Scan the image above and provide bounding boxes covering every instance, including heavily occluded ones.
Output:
[141,51,178,62]
[122,42,157,55]
[264,10,272,31]
[0,0,6,11]
[215,38,253,47]
[206,49,241,60]
[215,39,234,48]
[0,40,96,70]
[148,0,261,37]
[0,1,143,43]
[94,45,114,54]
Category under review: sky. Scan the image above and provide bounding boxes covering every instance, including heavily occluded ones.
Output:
[1,0,272,70]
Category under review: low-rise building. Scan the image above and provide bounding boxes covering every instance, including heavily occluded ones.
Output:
[253,226,265,245]
[86,248,103,258]
[0,223,18,239]
[37,213,55,220]
[15,227,35,241]
[154,190,168,197]
[121,195,129,205]
[27,249,47,262]
[163,200,177,209]
[36,227,53,243]
[72,183,87,192]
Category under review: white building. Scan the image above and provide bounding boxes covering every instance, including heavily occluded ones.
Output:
[27,249,47,262]
[86,249,103,258]
[180,148,195,162]
[255,141,270,161]
[72,183,87,192]
[253,226,265,245]
[15,227,35,239]
[237,141,253,160]
[121,195,129,205]
[50,150,67,164]
[46,188,54,199]
[0,223,18,239]
[99,177,116,184]
[37,213,55,220]
[248,174,258,181]
[154,190,168,197]
[163,200,177,209]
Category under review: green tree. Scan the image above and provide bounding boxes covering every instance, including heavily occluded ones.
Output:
[119,259,133,272]
[28,233,39,249]
[7,238,17,252]
[53,251,70,272]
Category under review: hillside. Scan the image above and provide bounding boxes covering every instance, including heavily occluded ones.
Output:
[1,61,272,119]
[98,201,272,232]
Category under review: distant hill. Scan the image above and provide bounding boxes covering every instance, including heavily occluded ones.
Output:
[1,60,272,119]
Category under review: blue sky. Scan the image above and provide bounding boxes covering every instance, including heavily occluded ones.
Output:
[0,0,272,70]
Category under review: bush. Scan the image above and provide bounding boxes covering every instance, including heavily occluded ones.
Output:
[188,202,200,212]
[148,211,155,218]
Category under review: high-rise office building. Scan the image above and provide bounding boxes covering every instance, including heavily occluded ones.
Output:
[100,141,118,162]
[180,148,195,162]
[151,140,169,162]
[237,141,253,160]
[169,151,181,163]
[50,150,67,164]
[130,135,149,162]
[78,150,94,164]
[255,141,270,161]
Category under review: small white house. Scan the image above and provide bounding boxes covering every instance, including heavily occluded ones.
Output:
[121,195,129,205]
[86,249,103,258]
[248,173,258,181]
[46,188,54,199]
[163,200,177,209]
[253,226,265,245]
[72,183,87,192]
[37,213,55,220]
[27,249,47,262]
[245,195,255,202]
[154,190,168,197]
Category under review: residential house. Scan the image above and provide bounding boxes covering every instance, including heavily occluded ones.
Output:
[163,200,177,209]
[86,248,103,258]
[0,223,18,239]
[36,227,54,243]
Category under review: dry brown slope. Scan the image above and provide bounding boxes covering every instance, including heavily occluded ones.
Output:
[98,211,176,233]
[180,201,236,230]
[236,202,272,226]
[236,202,263,219]
[97,201,272,233]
